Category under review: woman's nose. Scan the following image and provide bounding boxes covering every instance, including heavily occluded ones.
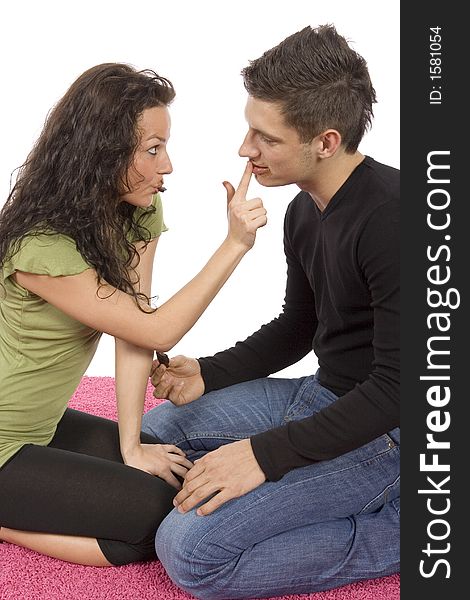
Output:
[159,150,173,174]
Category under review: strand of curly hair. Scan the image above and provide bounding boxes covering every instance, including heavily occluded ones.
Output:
[0,63,175,312]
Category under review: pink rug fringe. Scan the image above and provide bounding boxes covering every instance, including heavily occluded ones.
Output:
[0,376,400,600]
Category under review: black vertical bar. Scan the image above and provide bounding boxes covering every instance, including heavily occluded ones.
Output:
[401,2,465,598]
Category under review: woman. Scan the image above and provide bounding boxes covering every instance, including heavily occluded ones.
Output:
[0,63,266,567]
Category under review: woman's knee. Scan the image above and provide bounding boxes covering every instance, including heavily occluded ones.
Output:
[101,479,176,566]
[98,535,157,566]
[136,478,175,537]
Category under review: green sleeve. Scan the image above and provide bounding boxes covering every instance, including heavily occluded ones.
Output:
[130,193,168,242]
[2,233,91,281]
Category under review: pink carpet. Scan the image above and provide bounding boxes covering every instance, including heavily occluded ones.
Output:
[0,376,400,600]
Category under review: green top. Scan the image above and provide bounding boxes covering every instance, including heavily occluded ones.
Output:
[0,195,167,467]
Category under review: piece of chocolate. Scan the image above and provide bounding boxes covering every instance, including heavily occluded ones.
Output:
[155,351,170,367]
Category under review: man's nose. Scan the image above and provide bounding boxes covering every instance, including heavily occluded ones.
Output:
[238,133,259,159]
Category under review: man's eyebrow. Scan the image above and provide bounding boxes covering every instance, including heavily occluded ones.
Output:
[252,127,283,142]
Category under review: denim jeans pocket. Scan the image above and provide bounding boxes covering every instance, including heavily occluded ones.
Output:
[284,376,338,422]
[387,427,400,446]
[356,437,400,515]
[358,470,400,515]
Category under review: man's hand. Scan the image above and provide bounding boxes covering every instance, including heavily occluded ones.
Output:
[150,355,205,405]
[173,439,266,516]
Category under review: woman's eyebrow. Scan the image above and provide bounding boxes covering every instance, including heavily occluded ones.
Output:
[145,133,167,142]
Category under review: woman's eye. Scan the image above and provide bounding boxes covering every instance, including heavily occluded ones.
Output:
[148,146,160,156]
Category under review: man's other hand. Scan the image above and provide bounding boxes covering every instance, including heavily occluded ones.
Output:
[173,439,266,515]
[150,355,205,405]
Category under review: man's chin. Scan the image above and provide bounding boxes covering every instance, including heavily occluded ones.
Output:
[254,174,292,188]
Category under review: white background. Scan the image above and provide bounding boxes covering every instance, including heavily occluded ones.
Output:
[0,0,400,377]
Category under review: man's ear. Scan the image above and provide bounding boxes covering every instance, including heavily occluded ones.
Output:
[314,129,342,158]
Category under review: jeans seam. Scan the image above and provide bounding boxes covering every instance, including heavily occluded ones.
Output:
[191,516,393,595]
[284,445,398,492]
[391,497,400,516]
[188,445,399,581]
[358,472,400,514]
[171,432,248,447]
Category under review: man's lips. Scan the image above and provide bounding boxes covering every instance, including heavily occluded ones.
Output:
[251,163,269,175]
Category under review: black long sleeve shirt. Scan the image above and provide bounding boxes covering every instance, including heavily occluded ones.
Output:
[199,156,400,481]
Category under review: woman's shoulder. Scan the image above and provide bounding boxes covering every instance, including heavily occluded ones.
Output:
[19,230,76,248]
[3,231,91,280]
[14,230,82,256]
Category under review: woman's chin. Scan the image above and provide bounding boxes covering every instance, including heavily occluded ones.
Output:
[122,194,154,208]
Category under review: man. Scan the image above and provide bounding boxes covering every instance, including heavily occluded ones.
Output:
[142,24,399,599]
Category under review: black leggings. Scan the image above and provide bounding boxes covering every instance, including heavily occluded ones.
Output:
[0,409,176,566]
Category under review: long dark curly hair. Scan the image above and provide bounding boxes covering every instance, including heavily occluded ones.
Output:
[0,63,175,309]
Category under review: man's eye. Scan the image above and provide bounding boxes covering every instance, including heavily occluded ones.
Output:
[260,135,275,145]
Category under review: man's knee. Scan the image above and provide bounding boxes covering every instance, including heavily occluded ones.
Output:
[156,510,236,600]
[156,511,206,596]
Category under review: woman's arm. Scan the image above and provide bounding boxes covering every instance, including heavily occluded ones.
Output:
[115,237,157,459]
[115,237,192,486]
[14,163,266,352]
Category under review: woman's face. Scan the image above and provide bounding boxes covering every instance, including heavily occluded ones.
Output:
[121,105,173,207]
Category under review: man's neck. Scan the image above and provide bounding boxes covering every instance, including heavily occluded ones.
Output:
[301,151,365,212]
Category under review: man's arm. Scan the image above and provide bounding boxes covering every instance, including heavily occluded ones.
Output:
[173,200,399,514]
[251,201,400,480]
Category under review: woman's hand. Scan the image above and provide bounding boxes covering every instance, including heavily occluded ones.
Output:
[14,162,268,354]
[122,443,193,489]
[224,161,267,250]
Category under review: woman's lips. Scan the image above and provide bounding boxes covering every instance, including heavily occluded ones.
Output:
[154,182,166,192]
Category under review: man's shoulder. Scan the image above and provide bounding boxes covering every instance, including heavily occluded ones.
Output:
[363,157,400,199]
[286,190,313,214]
[284,191,315,231]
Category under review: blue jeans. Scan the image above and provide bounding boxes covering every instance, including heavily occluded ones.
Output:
[142,373,400,600]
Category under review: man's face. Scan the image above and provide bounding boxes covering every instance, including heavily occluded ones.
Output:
[239,97,316,188]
